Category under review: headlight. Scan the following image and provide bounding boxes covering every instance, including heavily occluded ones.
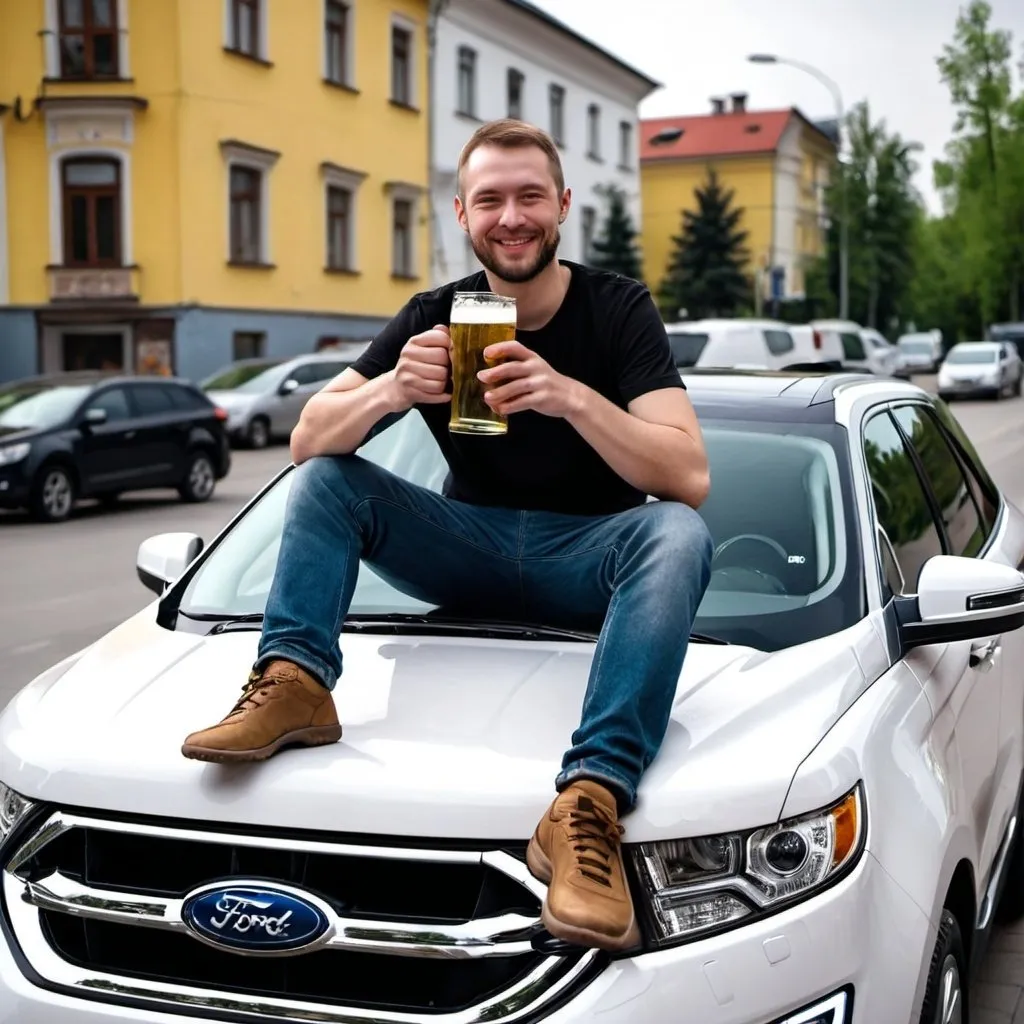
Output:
[0,443,30,466]
[632,785,864,947]
[0,783,33,850]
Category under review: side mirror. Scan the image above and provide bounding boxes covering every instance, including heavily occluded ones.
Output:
[896,555,1024,653]
[82,407,107,428]
[279,378,299,395]
[136,532,204,596]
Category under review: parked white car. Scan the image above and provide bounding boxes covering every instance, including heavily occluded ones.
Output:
[665,318,844,371]
[1,373,1023,1024]
[860,327,903,378]
[810,319,878,375]
[938,341,1024,401]
[898,332,945,375]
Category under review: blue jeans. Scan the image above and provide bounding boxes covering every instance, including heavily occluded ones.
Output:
[257,454,713,812]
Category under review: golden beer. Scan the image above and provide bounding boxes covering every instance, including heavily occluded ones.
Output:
[448,292,517,435]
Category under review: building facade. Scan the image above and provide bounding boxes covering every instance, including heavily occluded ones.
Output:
[429,0,659,287]
[639,95,837,309]
[0,0,431,385]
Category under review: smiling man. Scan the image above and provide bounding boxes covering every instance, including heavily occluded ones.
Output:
[181,119,713,953]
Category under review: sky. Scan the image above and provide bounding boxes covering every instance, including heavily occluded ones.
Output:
[529,0,1024,215]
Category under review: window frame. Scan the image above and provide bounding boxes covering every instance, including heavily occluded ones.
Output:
[221,141,279,266]
[548,83,565,145]
[618,120,632,169]
[56,0,120,80]
[228,165,263,265]
[390,20,415,107]
[324,0,351,86]
[580,205,596,263]
[61,156,122,267]
[456,45,477,118]
[325,184,353,272]
[392,197,415,278]
[227,0,266,61]
[586,103,601,160]
[507,68,524,119]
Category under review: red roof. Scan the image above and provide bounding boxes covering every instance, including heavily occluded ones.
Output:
[640,109,795,162]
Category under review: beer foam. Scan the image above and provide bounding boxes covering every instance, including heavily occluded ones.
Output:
[450,301,516,325]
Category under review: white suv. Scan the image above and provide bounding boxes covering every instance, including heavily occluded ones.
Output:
[1,371,1023,1024]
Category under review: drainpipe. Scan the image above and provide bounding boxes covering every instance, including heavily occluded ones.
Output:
[427,0,451,284]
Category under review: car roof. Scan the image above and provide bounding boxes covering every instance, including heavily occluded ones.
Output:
[0,371,198,389]
[682,368,926,418]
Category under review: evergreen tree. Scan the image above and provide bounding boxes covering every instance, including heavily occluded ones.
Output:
[588,185,643,280]
[658,167,751,320]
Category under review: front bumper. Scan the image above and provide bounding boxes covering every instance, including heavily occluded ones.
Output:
[0,851,931,1024]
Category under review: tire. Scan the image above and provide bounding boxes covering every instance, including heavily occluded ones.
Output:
[29,463,76,523]
[178,450,216,503]
[918,909,968,1024]
[246,416,270,449]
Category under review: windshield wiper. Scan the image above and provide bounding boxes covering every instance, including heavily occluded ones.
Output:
[201,613,728,646]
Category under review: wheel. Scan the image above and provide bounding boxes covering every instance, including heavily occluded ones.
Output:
[918,909,968,1024]
[246,416,270,449]
[178,451,216,503]
[30,464,75,522]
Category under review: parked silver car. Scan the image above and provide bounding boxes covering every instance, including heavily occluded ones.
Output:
[201,350,365,448]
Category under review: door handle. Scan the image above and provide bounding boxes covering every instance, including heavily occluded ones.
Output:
[970,637,1001,669]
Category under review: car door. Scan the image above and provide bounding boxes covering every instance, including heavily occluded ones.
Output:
[839,330,870,372]
[888,402,1009,878]
[272,360,346,435]
[125,383,187,486]
[74,385,147,493]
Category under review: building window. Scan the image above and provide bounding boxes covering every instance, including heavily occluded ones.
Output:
[228,0,262,59]
[393,198,414,277]
[326,185,352,271]
[325,0,349,85]
[549,84,565,145]
[587,104,601,160]
[58,0,119,79]
[62,157,121,267]
[618,120,632,168]
[232,331,266,360]
[229,166,262,263]
[581,206,596,263]
[391,23,413,106]
[457,46,476,117]
[507,68,524,119]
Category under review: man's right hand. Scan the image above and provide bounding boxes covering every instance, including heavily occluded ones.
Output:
[389,325,452,411]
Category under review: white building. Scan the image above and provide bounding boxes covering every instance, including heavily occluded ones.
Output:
[429,0,660,286]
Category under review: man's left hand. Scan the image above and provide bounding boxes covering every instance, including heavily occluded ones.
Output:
[477,341,584,419]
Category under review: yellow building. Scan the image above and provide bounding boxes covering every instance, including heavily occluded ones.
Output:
[0,0,430,383]
[639,95,837,310]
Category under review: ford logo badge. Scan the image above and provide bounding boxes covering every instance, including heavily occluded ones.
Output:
[181,881,333,955]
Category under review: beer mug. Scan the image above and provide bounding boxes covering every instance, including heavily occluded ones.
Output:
[448,291,517,435]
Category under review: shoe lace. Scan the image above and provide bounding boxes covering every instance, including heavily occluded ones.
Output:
[568,796,625,888]
[229,670,284,716]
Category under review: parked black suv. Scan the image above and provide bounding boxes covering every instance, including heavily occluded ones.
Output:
[0,373,232,522]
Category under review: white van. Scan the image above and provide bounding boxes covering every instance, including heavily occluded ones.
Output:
[810,319,878,374]
[897,331,944,374]
[665,318,843,371]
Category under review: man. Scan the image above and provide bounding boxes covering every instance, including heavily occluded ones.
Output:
[182,119,713,953]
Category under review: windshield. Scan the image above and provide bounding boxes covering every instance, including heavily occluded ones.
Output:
[0,384,91,430]
[898,338,933,354]
[666,332,709,367]
[202,361,284,393]
[178,411,860,652]
[945,347,997,365]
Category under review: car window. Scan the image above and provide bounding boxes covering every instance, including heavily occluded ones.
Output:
[840,332,866,361]
[85,387,131,423]
[863,410,943,593]
[666,332,709,368]
[763,329,794,356]
[891,404,985,558]
[130,384,176,417]
[290,361,347,386]
[166,385,212,413]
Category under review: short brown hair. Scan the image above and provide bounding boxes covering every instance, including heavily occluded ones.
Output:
[456,119,565,197]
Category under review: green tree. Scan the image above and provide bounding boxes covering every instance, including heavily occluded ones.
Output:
[658,167,750,320]
[818,102,922,333]
[588,184,643,280]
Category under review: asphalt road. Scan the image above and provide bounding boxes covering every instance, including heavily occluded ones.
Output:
[4,376,1024,1015]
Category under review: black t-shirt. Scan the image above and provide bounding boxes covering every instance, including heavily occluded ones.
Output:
[351,260,685,516]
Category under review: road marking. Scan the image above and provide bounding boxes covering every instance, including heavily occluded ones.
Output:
[8,640,52,656]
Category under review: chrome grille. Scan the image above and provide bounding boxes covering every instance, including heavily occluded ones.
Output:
[3,810,601,1022]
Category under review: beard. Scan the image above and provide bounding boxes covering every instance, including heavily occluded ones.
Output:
[470,226,561,284]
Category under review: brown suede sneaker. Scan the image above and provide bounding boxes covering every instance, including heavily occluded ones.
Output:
[181,660,342,763]
[526,779,641,952]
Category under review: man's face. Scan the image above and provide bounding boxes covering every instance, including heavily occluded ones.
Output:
[456,144,570,284]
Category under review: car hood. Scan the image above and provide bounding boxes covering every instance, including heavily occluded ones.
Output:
[0,609,879,843]
[0,425,48,443]
[940,362,998,380]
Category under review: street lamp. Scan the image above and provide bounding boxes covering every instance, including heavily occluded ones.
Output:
[748,53,849,320]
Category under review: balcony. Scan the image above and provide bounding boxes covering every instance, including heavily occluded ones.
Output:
[47,266,140,303]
